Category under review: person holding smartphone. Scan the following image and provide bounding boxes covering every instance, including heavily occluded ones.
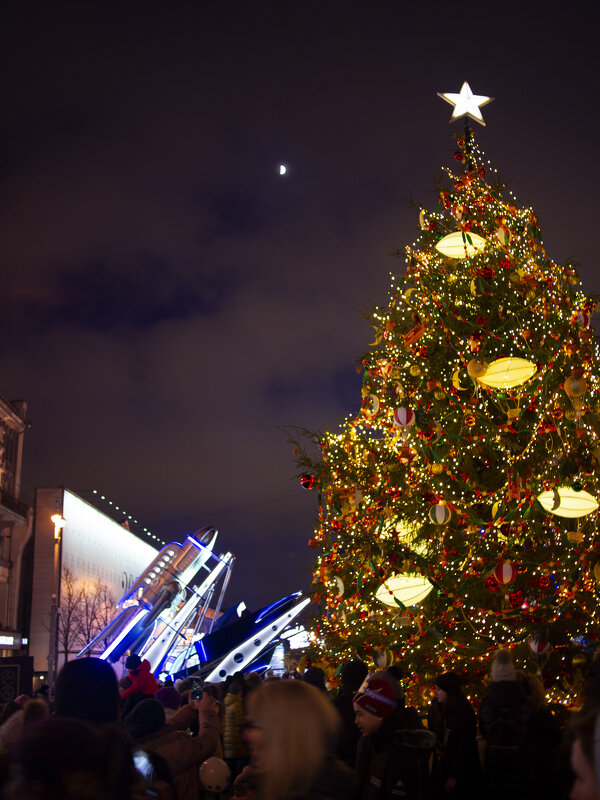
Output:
[125,691,221,800]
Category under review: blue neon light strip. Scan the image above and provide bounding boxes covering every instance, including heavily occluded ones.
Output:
[100,609,149,661]
[255,591,301,624]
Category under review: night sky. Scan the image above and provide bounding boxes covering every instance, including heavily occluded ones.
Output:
[1,2,599,610]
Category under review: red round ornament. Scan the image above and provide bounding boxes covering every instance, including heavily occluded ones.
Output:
[300,474,316,490]
[493,561,517,586]
[528,635,550,655]
[477,266,495,280]
[509,590,524,607]
[577,311,590,328]
[393,407,416,429]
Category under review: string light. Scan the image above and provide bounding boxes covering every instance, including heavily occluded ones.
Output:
[92,489,165,546]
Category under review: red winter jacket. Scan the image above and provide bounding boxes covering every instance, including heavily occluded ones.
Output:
[121,659,159,700]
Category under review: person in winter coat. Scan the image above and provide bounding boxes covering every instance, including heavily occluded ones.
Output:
[223,682,248,779]
[427,672,482,800]
[478,650,535,800]
[332,659,369,767]
[5,658,158,800]
[121,654,159,717]
[243,678,356,800]
[4,716,144,800]
[124,694,220,800]
[354,672,435,800]
[154,681,182,723]
[517,671,562,800]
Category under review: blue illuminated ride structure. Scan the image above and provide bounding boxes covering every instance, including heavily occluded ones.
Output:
[77,526,309,680]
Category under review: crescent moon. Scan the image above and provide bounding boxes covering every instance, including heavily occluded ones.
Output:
[452,368,467,391]
[404,288,416,302]
[335,576,344,598]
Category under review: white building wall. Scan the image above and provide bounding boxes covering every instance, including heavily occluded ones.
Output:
[29,488,158,674]
[61,491,157,601]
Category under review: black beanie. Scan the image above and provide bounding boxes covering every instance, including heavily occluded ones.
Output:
[435,671,462,696]
[340,659,369,691]
[55,657,120,725]
[124,698,166,739]
[303,666,326,691]
[125,653,142,670]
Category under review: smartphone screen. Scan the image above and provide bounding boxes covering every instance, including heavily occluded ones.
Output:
[191,679,203,700]
[133,749,154,782]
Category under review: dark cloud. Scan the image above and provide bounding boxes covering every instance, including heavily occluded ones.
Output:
[1,1,599,608]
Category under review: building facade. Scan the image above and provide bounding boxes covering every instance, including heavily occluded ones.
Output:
[30,488,158,682]
[0,394,31,659]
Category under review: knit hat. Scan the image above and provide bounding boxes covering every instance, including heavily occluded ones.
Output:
[491,649,517,682]
[124,698,166,739]
[340,659,369,692]
[154,686,181,710]
[371,670,405,707]
[303,666,327,692]
[125,653,142,671]
[353,677,398,719]
[55,658,120,725]
[435,672,462,696]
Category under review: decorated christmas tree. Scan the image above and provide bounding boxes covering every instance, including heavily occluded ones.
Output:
[297,84,600,704]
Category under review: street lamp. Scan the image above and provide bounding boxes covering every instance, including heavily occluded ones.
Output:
[51,514,65,538]
[48,513,65,690]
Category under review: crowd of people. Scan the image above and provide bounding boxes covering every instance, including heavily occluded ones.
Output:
[0,647,597,800]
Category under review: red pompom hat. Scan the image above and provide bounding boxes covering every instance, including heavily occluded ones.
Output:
[353,678,398,719]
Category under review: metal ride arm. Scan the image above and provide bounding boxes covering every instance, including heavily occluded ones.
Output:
[77,527,223,666]
[138,553,233,674]
[203,594,310,683]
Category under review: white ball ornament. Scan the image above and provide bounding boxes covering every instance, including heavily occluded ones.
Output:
[200,758,231,793]
[429,503,451,525]
[393,407,415,429]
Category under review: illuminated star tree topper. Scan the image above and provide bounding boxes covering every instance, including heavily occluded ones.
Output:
[438,81,493,126]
